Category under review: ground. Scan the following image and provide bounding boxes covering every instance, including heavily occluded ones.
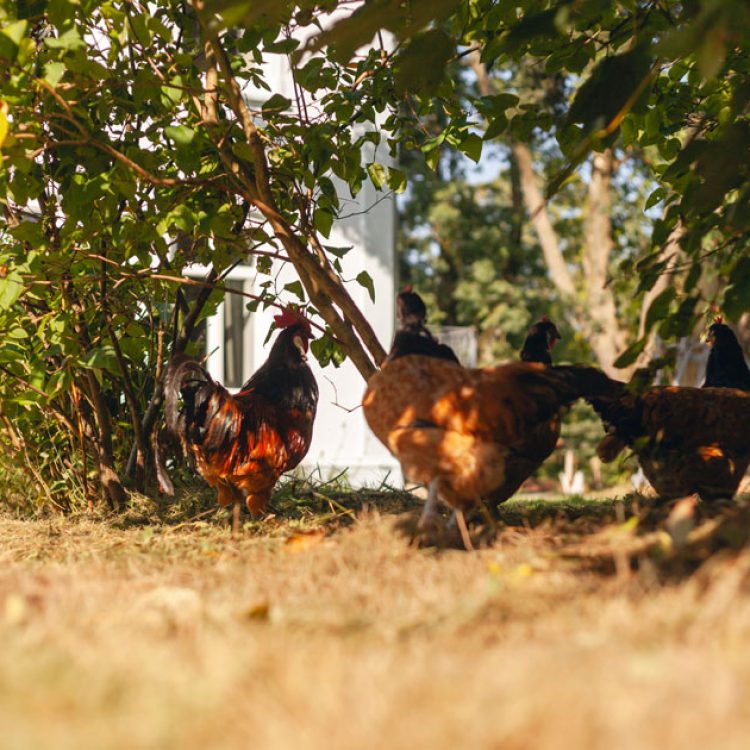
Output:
[2,485,750,750]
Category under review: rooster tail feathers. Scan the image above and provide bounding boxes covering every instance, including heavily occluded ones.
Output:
[163,354,212,436]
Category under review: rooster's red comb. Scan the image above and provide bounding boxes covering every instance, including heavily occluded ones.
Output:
[541,314,550,322]
[274,306,311,334]
[714,314,724,324]
[402,284,413,294]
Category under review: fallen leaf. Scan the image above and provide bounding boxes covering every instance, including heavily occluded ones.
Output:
[284,528,326,553]
[241,601,271,620]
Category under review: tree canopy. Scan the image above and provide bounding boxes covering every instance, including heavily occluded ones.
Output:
[0,0,749,505]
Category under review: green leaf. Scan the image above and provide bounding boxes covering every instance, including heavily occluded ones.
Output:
[0,271,23,310]
[460,133,483,163]
[2,19,28,47]
[284,280,305,301]
[367,162,386,190]
[44,27,85,51]
[613,337,647,370]
[313,208,333,238]
[493,9,559,57]
[164,125,196,146]
[567,46,653,136]
[262,93,292,114]
[265,37,299,54]
[43,61,66,87]
[310,329,347,368]
[723,257,750,320]
[387,167,406,193]
[324,244,352,258]
[643,287,676,334]
[355,270,375,302]
[0,19,27,62]
[644,187,667,211]
[395,28,454,95]
[80,345,119,374]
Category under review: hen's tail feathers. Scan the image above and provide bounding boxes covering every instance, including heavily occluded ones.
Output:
[529,365,624,417]
[549,365,625,401]
[163,353,212,437]
[508,365,622,426]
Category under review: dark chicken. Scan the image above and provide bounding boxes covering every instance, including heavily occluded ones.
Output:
[703,317,750,391]
[363,296,612,546]
[520,316,561,366]
[388,285,460,364]
[165,308,318,530]
[485,317,563,514]
[589,322,750,500]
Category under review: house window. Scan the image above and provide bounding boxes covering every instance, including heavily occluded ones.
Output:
[223,279,253,389]
[181,274,255,389]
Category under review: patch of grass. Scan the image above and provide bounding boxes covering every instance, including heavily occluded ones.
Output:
[2,489,750,749]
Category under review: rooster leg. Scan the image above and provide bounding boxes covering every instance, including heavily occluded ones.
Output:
[417,479,441,533]
[232,499,242,536]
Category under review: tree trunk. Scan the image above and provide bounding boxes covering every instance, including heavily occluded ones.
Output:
[468,50,634,377]
[84,371,128,509]
[582,149,629,375]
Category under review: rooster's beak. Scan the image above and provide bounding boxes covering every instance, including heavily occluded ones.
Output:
[293,335,308,361]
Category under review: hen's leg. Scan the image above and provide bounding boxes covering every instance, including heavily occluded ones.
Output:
[417,478,441,533]
[453,509,474,552]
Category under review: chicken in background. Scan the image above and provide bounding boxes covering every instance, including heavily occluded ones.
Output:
[363,292,614,548]
[485,316,563,515]
[519,316,561,366]
[388,285,461,364]
[164,308,318,532]
[588,317,750,500]
[703,316,750,391]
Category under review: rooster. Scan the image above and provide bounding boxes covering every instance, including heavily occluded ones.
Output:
[363,296,613,547]
[164,308,318,531]
[588,320,750,500]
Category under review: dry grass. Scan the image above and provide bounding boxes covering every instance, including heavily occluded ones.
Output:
[3,486,750,750]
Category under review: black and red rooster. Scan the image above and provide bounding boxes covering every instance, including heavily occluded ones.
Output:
[164,307,318,531]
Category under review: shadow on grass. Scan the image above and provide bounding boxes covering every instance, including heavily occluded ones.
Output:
[56,473,750,580]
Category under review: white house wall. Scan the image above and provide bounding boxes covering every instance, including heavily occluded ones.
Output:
[192,33,401,487]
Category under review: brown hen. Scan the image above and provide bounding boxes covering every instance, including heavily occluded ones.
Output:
[589,317,750,501]
[589,384,750,501]
[363,352,613,547]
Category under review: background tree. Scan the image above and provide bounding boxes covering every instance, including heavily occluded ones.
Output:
[1,0,749,507]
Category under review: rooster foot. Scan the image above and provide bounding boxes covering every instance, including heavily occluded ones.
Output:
[232,500,242,536]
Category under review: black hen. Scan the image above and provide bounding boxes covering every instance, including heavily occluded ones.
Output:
[388,286,460,364]
[703,319,750,391]
[520,317,561,366]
